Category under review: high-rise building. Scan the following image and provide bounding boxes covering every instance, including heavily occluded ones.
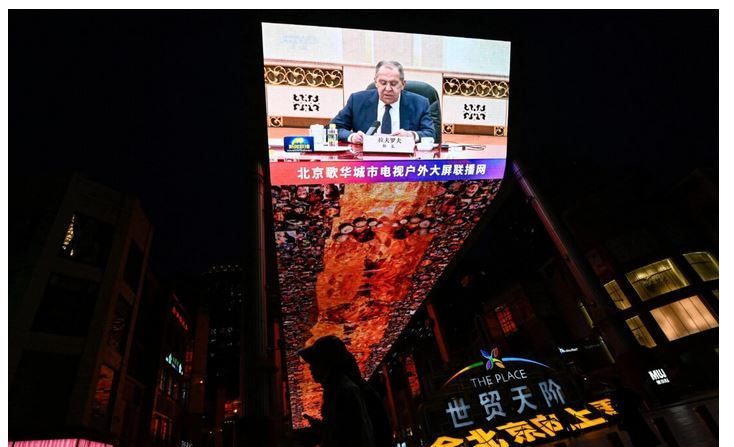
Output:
[200,264,244,447]
[122,273,202,447]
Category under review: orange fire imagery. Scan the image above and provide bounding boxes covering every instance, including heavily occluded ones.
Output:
[272,179,502,428]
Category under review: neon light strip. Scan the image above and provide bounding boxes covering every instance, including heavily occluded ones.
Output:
[10,440,113,447]
[502,357,551,369]
[442,361,483,388]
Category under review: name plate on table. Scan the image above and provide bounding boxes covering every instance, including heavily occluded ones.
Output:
[362,135,415,153]
[284,136,315,152]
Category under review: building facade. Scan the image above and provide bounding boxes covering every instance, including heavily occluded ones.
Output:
[9,173,153,445]
[201,264,245,447]
[372,166,718,447]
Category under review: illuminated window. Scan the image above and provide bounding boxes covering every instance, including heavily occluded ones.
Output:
[58,212,114,266]
[495,306,517,335]
[404,354,421,397]
[650,296,718,341]
[603,280,631,310]
[185,346,193,375]
[32,274,99,337]
[683,252,719,282]
[625,316,657,348]
[151,415,172,441]
[579,302,594,328]
[625,259,689,300]
[224,399,242,419]
[61,214,76,253]
[91,365,115,429]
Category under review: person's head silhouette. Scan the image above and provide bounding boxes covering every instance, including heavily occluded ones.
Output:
[299,335,351,385]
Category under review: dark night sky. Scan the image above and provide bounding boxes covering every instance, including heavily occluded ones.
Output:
[10,11,718,275]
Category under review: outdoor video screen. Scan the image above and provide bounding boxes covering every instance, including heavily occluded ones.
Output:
[261,22,511,429]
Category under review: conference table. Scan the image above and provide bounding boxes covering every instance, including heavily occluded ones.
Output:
[267,127,507,163]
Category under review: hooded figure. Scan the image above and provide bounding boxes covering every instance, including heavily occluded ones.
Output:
[299,336,376,447]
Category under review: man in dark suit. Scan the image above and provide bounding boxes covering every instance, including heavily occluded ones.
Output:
[331,60,435,144]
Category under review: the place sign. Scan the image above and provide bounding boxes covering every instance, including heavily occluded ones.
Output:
[430,348,620,447]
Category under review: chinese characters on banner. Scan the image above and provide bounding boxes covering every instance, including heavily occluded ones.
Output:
[269,159,506,186]
[431,349,621,447]
[435,398,618,447]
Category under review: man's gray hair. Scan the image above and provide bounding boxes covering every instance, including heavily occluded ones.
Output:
[375,60,404,81]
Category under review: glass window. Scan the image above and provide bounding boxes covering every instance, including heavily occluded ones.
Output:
[404,354,421,398]
[625,316,657,348]
[579,302,594,328]
[182,382,190,404]
[91,365,116,429]
[151,415,172,441]
[59,212,114,267]
[32,274,99,337]
[495,306,517,335]
[625,258,689,300]
[123,243,144,293]
[650,296,718,341]
[604,280,632,310]
[108,297,132,354]
[150,416,159,436]
[683,252,719,282]
[159,369,168,392]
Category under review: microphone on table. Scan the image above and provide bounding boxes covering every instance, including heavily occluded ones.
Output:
[365,121,380,136]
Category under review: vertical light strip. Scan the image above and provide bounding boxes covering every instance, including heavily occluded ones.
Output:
[414,34,423,66]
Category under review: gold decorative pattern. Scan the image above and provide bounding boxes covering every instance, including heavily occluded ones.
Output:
[441,124,508,137]
[443,78,509,98]
[268,116,283,127]
[264,66,343,88]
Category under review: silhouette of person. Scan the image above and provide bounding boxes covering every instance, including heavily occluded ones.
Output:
[342,350,393,447]
[609,378,660,446]
[299,336,376,447]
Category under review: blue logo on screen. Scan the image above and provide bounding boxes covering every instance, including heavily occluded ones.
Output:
[284,136,315,152]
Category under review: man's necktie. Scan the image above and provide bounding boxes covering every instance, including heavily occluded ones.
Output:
[381,104,392,134]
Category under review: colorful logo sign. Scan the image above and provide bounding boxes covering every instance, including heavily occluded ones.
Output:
[429,348,620,447]
[284,136,315,152]
[444,348,552,388]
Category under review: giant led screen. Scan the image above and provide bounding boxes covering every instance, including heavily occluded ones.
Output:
[262,23,511,428]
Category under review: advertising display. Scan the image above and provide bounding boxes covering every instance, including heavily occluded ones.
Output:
[424,348,619,446]
[262,23,510,428]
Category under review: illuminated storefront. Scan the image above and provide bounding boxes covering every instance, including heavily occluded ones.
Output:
[424,348,619,447]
